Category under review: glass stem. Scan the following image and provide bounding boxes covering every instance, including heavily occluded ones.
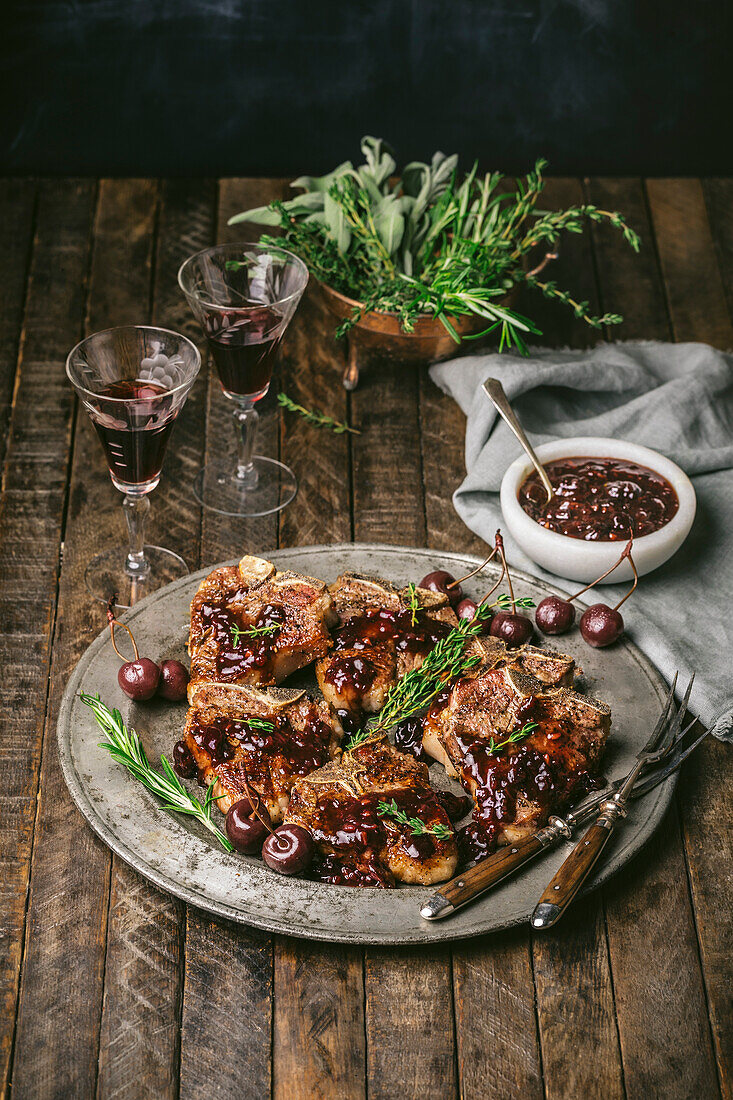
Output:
[123,494,151,580]
[233,401,259,488]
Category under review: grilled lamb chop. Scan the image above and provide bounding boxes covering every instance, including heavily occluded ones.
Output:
[183,681,342,823]
[422,664,610,861]
[315,572,458,727]
[189,554,336,697]
[285,737,459,887]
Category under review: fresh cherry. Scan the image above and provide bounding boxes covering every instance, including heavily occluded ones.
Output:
[535,595,576,635]
[489,610,533,646]
[262,824,314,875]
[418,570,463,608]
[226,798,272,854]
[579,604,624,647]
[157,659,190,701]
[172,739,197,779]
[118,658,160,701]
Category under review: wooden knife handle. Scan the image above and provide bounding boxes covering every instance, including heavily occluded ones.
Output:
[421,834,547,920]
[531,820,615,930]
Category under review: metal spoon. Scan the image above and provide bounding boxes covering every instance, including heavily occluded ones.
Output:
[482,377,554,504]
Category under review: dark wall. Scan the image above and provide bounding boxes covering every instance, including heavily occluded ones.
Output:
[3,0,730,177]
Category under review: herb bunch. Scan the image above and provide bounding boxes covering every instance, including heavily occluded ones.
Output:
[230,137,640,354]
[81,693,233,852]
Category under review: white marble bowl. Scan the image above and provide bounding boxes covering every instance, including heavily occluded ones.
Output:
[500,437,696,583]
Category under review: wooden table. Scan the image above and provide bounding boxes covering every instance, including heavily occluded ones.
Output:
[1,176,731,1100]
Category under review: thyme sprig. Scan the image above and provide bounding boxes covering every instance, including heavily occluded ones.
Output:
[277,391,360,435]
[80,693,233,852]
[406,582,420,626]
[245,717,276,734]
[231,623,280,645]
[377,798,453,841]
[495,593,535,611]
[487,720,538,755]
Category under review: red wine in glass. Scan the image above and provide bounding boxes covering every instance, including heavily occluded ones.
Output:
[204,305,283,398]
[92,379,175,487]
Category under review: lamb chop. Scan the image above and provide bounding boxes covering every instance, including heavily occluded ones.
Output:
[315,572,460,728]
[183,681,342,823]
[421,663,610,861]
[285,737,459,887]
[188,554,337,697]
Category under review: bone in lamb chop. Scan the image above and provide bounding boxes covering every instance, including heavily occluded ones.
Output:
[285,736,459,887]
[188,555,337,697]
[421,663,611,863]
[182,681,343,823]
[315,572,477,729]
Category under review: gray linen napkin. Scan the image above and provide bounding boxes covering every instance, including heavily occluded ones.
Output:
[430,341,733,741]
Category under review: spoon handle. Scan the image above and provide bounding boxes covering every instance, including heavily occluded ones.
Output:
[482,378,554,503]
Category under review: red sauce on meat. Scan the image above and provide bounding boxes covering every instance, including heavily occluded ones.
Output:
[196,600,286,680]
[324,607,452,701]
[308,788,451,888]
[518,456,679,540]
[189,711,332,777]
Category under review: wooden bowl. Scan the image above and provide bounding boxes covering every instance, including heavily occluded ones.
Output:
[319,282,490,390]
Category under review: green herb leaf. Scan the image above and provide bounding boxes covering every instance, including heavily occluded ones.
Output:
[377,798,453,841]
[81,693,233,852]
[277,391,359,434]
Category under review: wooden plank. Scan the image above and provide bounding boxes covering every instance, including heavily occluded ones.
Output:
[180,913,273,1100]
[647,177,733,1099]
[703,179,733,317]
[272,264,366,1100]
[345,332,458,1097]
[587,177,721,1100]
[0,179,36,469]
[96,180,217,1100]
[453,930,543,1100]
[646,178,733,347]
[10,180,162,1100]
[0,178,95,1100]
[178,179,286,1100]
[523,179,624,1100]
[273,939,365,1100]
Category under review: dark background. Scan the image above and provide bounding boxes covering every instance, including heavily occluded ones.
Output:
[3,0,730,177]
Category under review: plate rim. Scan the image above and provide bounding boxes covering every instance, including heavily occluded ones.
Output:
[57,542,676,944]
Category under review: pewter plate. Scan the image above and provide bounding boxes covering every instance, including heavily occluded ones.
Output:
[57,544,675,944]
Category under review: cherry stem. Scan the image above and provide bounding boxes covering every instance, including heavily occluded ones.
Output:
[613,543,639,611]
[494,531,516,613]
[449,545,499,589]
[567,537,636,604]
[478,562,506,607]
[106,593,139,663]
[240,774,275,834]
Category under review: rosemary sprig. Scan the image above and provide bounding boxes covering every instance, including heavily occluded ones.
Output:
[277,391,360,435]
[377,798,453,841]
[406,581,420,626]
[487,720,538,754]
[231,623,280,645]
[80,693,233,852]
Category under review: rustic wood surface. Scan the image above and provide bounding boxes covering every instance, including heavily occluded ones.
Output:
[0,176,730,1100]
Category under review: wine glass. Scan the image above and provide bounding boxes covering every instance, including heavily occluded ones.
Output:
[66,325,201,607]
[178,242,308,516]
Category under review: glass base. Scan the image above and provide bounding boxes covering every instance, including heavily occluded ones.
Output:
[193,456,298,517]
[85,545,190,609]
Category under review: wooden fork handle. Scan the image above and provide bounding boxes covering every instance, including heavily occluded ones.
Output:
[421,834,547,920]
[531,811,622,930]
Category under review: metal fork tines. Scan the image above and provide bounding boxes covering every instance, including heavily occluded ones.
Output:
[531,675,696,930]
